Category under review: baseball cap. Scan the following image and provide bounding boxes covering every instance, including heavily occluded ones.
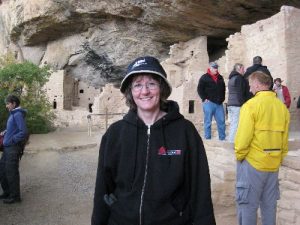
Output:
[209,62,219,69]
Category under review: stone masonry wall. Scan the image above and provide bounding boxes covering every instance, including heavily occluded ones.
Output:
[77,81,99,110]
[240,10,286,79]
[91,84,128,130]
[278,148,300,225]
[225,6,300,131]
[43,70,65,110]
[205,141,237,225]
[162,36,209,131]
[284,6,300,130]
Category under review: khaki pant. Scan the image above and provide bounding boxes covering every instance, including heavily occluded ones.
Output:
[236,160,280,225]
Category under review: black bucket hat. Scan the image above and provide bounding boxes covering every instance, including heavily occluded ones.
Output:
[120,56,172,97]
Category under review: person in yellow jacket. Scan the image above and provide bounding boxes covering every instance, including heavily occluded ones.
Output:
[234,71,290,225]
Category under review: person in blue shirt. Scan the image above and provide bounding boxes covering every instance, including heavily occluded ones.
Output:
[0,95,28,204]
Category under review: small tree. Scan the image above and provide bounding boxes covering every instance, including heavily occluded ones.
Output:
[0,58,55,133]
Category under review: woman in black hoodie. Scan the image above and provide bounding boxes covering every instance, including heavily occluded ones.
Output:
[91,56,216,225]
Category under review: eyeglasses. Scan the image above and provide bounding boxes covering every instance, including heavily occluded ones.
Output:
[131,82,159,92]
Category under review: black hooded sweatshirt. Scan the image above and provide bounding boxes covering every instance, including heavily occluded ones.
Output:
[91,101,216,225]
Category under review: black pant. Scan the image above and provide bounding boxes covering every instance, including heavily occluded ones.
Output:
[0,145,21,198]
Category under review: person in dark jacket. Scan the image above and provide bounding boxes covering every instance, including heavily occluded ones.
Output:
[244,56,273,98]
[197,62,226,140]
[0,95,28,204]
[91,56,216,225]
[227,63,248,143]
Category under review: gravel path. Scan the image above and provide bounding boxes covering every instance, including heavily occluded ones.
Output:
[0,147,98,225]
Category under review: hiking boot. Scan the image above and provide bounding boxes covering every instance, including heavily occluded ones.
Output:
[3,197,21,204]
[0,193,9,199]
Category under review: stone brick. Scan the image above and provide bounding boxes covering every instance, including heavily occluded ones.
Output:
[280,190,300,201]
[282,156,300,170]
[280,180,299,191]
[284,169,300,184]
[294,200,300,210]
[278,199,294,210]
[277,209,296,223]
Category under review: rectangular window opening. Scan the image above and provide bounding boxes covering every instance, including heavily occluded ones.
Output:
[189,100,194,114]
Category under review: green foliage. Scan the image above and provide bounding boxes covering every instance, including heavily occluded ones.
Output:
[0,58,55,133]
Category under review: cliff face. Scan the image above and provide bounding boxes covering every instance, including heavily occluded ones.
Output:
[1,0,300,86]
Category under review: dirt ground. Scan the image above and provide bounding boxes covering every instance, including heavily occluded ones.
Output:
[0,147,99,225]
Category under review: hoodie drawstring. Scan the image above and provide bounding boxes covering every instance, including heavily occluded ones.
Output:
[130,116,139,190]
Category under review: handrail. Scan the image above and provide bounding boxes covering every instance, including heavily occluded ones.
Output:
[87,108,126,136]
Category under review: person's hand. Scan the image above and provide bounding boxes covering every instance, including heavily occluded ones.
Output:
[0,130,6,136]
[204,99,209,103]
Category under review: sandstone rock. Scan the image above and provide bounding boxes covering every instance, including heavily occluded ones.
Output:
[1,0,300,87]
[21,45,46,64]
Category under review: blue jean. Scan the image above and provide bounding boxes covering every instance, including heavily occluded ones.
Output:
[236,160,279,225]
[228,106,241,143]
[202,101,226,140]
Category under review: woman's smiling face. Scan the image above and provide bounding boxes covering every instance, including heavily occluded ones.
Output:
[131,74,161,114]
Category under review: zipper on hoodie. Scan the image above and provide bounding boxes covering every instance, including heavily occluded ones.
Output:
[139,125,151,225]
